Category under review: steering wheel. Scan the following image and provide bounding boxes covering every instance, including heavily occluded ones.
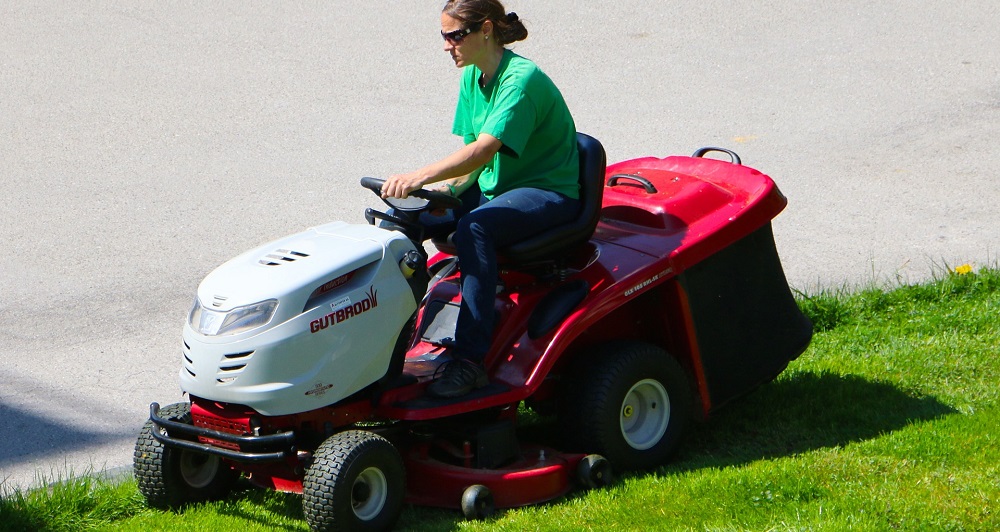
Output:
[360,177,463,212]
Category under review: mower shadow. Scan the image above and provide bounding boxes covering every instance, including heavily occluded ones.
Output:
[666,370,957,471]
[205,482,305,531]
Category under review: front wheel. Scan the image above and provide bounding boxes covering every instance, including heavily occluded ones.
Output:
[302,430,405,532]
[560,341,693,471]
[133,402,238,508]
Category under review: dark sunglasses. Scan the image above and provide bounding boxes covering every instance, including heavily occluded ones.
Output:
[441,23,482,44]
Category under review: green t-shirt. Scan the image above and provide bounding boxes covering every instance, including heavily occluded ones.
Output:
[452,50,579,200]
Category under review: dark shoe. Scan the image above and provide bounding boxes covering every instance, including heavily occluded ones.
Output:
[427,359,488,398]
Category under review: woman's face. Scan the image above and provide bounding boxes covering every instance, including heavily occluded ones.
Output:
[441,13,489,68]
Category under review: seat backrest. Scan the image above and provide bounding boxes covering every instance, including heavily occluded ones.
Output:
[498,132,606,264]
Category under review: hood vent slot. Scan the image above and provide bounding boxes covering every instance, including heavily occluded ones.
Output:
[259,249,310,266]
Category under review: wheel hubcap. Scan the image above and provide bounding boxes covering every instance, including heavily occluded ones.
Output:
[620,378,670,450]
[178,451,221,488]
[352,467,388,521]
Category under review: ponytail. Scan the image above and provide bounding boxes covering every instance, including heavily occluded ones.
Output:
[494,11,527,45]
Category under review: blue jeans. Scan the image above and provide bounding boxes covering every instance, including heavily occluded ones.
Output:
[422,187,579,362]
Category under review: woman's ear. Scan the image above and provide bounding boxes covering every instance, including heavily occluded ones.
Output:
[481,20,494,41]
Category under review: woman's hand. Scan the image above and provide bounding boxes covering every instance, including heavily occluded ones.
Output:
[381,171,427,199]
[382,134,500,199]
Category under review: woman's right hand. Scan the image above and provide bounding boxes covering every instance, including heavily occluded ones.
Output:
[381,171,427,199]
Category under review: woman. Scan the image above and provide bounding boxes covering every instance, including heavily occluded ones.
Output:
[381,0,580,398]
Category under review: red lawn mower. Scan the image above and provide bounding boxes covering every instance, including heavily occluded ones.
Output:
[134,133,812,531]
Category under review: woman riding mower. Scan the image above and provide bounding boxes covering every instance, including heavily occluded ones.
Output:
[381,0,581,398]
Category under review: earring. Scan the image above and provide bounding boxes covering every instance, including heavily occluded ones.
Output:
[485,35,489,40]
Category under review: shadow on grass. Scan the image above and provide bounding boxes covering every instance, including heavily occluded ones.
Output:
[211,483,305,531]
[672,370,957,470]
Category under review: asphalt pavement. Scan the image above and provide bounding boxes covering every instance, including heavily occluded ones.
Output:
[2,1,998,491]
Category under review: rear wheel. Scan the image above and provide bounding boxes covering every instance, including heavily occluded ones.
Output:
[302,430,405,532]
[133,402,238,508]
[560,341,692,471]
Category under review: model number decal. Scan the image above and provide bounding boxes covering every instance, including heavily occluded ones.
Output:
[623,268,672,297]
[305,382,334,397]
[310,285,379,333]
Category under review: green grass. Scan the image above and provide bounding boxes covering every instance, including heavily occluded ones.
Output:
[3,267,999,531]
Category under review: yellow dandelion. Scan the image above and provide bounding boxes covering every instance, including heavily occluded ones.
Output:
[954,263,973,275]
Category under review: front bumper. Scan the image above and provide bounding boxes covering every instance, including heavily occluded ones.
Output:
[149,402,297,464]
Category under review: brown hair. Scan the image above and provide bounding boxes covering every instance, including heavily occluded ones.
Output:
[442,0,527,45]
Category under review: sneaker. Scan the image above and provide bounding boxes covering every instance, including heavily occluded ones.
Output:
[426,359,489,398]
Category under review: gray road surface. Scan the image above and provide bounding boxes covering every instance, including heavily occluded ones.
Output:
[2,1,998,491]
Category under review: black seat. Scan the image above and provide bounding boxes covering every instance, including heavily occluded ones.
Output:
[433,133,607,264]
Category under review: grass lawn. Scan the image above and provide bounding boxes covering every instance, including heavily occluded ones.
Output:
[3,267,998,531]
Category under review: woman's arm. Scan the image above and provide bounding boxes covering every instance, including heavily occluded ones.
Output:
[381,134,502,199]
[428,168,481,196]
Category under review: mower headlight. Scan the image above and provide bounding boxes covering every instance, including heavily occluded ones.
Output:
[188,299,278,337]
